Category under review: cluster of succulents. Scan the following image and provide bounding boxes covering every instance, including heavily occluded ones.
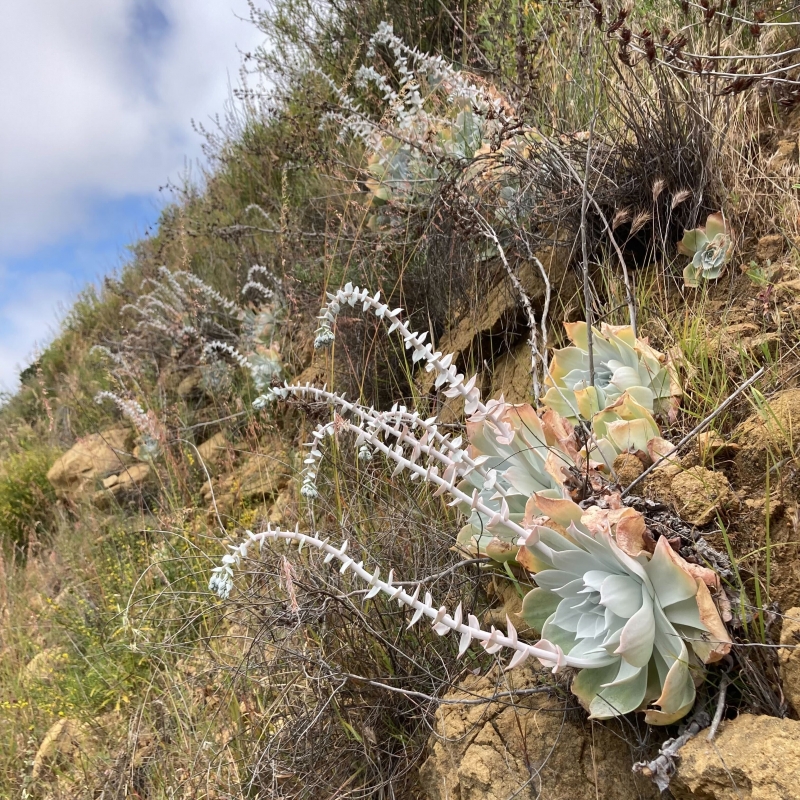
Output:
[320,24,519,227]
[678,212,734,288]
[214,280,732,727]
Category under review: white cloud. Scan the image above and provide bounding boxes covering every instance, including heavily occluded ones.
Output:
[0,0,265,389]
[0,0,264,255]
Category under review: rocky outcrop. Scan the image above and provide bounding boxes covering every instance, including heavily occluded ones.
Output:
[201,441,291,513]
[196,431,229,466]
[672,714,800,799]
[643,462,737,526]
[32,718,92,780]
[417,242,572,400]
[418,666,659,800]
[96,462,154,506]
[735,389,800,488]
[46,427,134,499]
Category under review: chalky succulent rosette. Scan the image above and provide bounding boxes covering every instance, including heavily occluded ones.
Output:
[542,322,681,423]
[678,212,734,288]
[584,392,676,469]
[519,494,731,723]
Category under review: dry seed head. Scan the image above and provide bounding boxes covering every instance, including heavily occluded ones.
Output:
[671,189,692,209]
[629,210,652,235]
[612,208,631,230]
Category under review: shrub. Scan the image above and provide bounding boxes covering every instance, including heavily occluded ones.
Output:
[0,446,58,550]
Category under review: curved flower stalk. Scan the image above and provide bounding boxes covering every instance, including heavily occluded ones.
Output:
[313,282,502,428]
[455,402,581,560]
[678,213,734,288]
[519,493,731,723]
[204,341,283,392]
[209,524,606,672]
[94,391,164,459]
[241,264,283,303]
[121,267,244,350]
[255,383,516,529]
[542,322,681,422]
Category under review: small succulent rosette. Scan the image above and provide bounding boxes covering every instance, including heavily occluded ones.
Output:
[678,212,734,288]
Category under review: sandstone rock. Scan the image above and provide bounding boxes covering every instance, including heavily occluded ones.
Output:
[490,340,534,404]
[779,607,800,716]
[756,234,785,264]
[32,718,91,780]
[672,714,800,799]
[768,138,799,173]
[697,431,741,466]
[644,463,735,526]
[483,577,534,637]
[21,648,67,687]
[94,463,153,508]
[419,666,659,800]
[670,466,737,526]
[177,369,205,400]
[47,427,133,498]
[204,444,291,512]
[418,243,571,396]
[197,431,229,466]
[735,389,800,488]
[613,452,645,487]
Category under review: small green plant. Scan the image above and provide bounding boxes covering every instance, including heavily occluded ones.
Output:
[678,212,734,287]
[0,445,58,550]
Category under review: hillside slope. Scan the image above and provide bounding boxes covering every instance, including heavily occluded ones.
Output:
[2,1,800,798]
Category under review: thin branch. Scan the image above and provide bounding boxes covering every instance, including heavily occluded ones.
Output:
[633,712,710,792]
[622,366,766,497]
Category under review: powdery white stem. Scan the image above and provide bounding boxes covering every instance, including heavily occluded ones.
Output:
[213,524,606,670]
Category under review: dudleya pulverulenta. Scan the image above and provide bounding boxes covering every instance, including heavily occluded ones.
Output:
[519,493,731,723]
[542,322,681,423]
[678,212,734,288]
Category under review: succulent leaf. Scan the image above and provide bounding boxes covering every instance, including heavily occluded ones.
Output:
[543,322,681,424]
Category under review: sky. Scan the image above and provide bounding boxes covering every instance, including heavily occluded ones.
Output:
[0,0,265,391]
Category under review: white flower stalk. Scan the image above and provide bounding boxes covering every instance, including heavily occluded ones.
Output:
[542,322,681,423]
[261,389,535,543]
[203,341,252,370]
[255,383,507,510]
[241,264,282,301]
[518,493,731,724]
[94,391,162,446]
[122,268,242,349]
[456,401,580,561]
[319,24,512,212]
[209,524,606,671]
[312,283,505,428]
[205,341,283,392]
